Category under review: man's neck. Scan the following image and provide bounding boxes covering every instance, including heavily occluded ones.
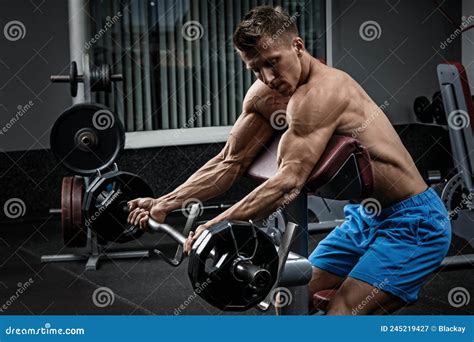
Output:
[297,52,316,87]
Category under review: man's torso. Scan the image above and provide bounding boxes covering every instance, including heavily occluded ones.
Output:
[248,59,427,207]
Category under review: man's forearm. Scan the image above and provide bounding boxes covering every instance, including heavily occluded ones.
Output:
[155,155,246,212]
[205,173,301,227]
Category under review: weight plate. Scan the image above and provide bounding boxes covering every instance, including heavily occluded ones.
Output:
[413,96,432,123]
[188,221,278,311]
[61,176,73,246]
[83,171,154,243]
[64,176,87,247]
[50,103,125,175]
[70,61,78,97]
[441,172,469,218]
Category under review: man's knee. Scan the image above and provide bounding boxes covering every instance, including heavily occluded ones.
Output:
[308,267,345,295]
[308,267,345,312]
[325,277,407,315]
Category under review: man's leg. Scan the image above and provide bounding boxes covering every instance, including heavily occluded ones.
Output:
[307,266,345,311]
[326,277,406,315]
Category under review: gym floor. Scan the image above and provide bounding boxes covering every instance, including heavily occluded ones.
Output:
[1,214,472,315]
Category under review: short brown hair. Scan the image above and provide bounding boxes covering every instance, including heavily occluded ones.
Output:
[233,6,299,52]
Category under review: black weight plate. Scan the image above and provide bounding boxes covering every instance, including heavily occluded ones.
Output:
[70,61,78,97]
[83,171,154,243]
[188,221,278,311]
[413,96,432,123]
[50,103,125,175]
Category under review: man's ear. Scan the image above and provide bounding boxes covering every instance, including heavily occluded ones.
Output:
[293,37,305,56]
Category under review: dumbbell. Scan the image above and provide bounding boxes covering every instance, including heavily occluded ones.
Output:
[413,92,446,125]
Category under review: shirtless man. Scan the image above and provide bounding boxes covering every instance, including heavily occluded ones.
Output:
[127,6,451,315]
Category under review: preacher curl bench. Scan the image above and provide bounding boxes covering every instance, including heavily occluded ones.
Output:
[246,133,373,314]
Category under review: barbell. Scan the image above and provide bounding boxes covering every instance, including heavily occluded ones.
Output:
[50,61,123,97]
[82,170,279,311]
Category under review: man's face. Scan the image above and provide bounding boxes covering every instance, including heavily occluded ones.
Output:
[238,36,302,97]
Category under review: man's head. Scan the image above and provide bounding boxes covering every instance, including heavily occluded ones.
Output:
[233,6,305,96]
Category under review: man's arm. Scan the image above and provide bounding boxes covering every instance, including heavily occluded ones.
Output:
[153,94,275,214]
[195,87,344,229]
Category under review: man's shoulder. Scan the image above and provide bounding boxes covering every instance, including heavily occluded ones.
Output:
[243,80,289,117]
[288,68,350,129]
[303,67,350,97]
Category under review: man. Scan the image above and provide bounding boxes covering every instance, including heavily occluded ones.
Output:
[128,6,451,315]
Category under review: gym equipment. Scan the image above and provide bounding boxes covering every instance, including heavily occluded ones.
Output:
[50,103,125,175]
[312,289,337,314]
[436,62,474,269]
[246,133,374,314]
[413,96,433,123]
[413,92,447,125]
[61,176,87,247]
[42,170,152,270]
[51,61,123,97]
[83,171,154,243]
[431,91,447,125]
[79,170,313,310]
[187,221,278,310]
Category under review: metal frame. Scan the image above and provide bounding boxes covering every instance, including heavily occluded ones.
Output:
[437,63,474,269]
[325,0,333,67]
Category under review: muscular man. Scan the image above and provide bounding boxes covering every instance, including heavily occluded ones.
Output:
[128,6,451,315]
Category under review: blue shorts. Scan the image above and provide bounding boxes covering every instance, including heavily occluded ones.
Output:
[309,188,451,303]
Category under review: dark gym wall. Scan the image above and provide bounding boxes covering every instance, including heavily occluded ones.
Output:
[0,0,71,153]
[331,0,462,124]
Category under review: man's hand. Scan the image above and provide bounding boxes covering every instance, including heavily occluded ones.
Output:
[127,197,167,230]
[184,223,210,255]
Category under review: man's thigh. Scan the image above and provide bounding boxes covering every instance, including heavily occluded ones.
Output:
[327,277,406,315]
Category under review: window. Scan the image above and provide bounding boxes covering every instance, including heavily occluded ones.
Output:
[90,0,326,135]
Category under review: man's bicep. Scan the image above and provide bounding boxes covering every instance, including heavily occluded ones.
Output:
[219,111,274,166]
[277,125,334,186]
